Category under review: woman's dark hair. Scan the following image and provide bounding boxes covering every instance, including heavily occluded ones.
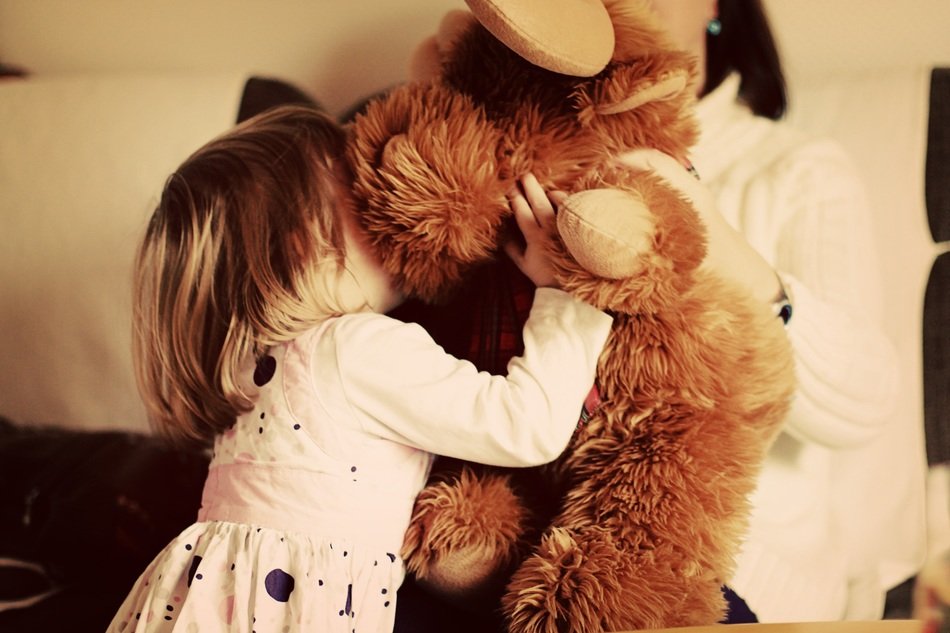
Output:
[703,0,787,120]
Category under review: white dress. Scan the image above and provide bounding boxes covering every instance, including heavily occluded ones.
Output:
[107,288,611,632]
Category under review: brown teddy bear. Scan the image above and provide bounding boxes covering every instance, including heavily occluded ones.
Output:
[345,1,796,630]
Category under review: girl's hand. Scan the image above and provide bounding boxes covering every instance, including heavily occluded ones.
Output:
[504,173,566,288]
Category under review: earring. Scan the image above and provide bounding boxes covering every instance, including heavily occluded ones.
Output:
[707,18,722,36]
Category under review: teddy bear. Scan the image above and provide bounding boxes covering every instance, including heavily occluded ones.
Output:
[344,0,797,630]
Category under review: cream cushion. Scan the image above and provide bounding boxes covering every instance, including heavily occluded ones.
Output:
[0,72,247,432]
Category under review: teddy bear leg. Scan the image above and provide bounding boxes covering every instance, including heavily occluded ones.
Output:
[501,524,725,633]
[400,465,527,608]
[501,526,629,633]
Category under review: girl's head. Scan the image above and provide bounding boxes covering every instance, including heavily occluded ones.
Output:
[133,105,377,446]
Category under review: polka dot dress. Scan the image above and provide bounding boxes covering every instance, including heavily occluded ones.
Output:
[108,523,400,632]
[108,325,430,632]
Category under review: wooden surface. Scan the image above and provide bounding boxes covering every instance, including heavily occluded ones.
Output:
[616,621,923,633]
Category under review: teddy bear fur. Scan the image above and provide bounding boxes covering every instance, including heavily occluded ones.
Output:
[345,1,796,630]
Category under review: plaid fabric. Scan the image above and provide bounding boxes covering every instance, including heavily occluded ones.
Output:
[391,259,600,426]
[391,258,533,375]
[462,259,534,375]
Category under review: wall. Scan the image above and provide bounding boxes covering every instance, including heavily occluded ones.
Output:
[1,1,948,116]
[764,0,950,83]
[0,0,456,116]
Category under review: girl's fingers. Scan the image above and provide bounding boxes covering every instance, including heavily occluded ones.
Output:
[508,188,538,238]
[508,174,562,239]
[505,174,560,288]
[502,237,524,265]
[520,173,555,227]
[548,190,568,206]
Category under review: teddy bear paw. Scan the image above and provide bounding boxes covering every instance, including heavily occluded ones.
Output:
[557,188,655,280]
[414,546,510,606]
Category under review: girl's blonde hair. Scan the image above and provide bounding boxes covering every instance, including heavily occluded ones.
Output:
[133,105,350,446]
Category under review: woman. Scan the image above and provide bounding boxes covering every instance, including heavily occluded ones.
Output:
[639,0,903,622]
[385,0,905,626]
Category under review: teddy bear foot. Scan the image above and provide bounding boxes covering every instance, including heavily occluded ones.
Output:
[502,526,631,633]
[415,544,511,610]
[401,467,527,605]
[503,524,728,632]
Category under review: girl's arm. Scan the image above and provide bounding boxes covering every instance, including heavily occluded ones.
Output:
[765,141,900,448]
[330,290,611,467]
[329,174,611,467]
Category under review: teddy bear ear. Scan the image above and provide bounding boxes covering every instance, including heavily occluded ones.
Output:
[583,69,691,117]
[464,0,615,77]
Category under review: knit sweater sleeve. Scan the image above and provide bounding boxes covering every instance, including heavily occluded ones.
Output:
[769,140,900,448]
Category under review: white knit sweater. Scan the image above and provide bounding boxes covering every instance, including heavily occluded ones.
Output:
[691,74,903,621]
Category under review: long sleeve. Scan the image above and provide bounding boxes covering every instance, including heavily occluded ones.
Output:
[317,288,612,468]
[757,140,900,448]
[693,78,899,450]
[692,73,908,621]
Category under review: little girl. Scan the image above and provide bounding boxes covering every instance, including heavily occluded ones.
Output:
[108,105,612,632]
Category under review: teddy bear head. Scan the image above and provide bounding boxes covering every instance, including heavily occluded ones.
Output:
[346,0,702,306]
[435,0,701,174]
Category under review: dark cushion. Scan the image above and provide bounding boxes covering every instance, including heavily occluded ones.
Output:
[923,67,950,466]
[237,76,323,123]
[0,420,208,632]
[926,68,950,243]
